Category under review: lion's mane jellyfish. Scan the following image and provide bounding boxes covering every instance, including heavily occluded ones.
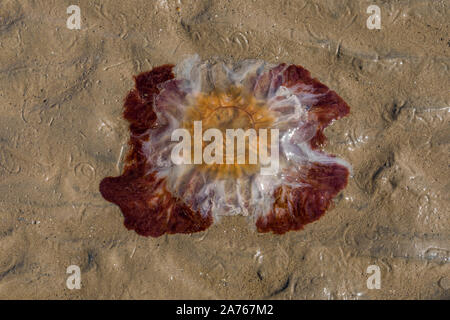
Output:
[99,55,350,237]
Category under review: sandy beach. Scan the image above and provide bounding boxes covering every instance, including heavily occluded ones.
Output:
[0,0,448,299]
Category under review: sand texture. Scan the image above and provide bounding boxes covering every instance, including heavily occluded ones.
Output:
[0,0,449,299]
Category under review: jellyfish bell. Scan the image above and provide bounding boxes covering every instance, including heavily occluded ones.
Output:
[169,121,280,176]
[99,55,351,237]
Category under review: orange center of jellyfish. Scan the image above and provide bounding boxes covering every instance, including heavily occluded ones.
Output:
[182,86,275,178]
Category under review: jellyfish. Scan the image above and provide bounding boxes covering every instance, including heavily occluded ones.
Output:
[99,55,350,237]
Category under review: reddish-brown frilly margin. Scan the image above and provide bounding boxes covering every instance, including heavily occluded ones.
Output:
[254,64,350,233]
[100,65,213,237]
[99,63,350,237]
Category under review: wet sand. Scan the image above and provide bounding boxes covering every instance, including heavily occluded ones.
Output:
[0,0,448,299]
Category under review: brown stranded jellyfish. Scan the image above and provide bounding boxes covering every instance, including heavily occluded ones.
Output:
[99,55,350,237]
